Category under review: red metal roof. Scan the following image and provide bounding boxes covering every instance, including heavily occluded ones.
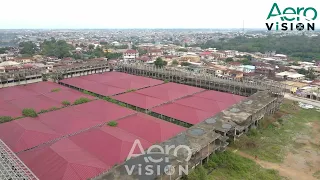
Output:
[60,78,126,96]
[69,126,152,167]
[135,82,203,101]
[156,82,204,94]
[62,72,163,92]
[23,81,69,94]
[72,100,136,122]
[113,92,166,109]
[117,113,186,143]
[124,49,137,54]
[0,82,95,118]
[9,94,62,112]
[174,96,223,114]
[0,100,137,153]
[152,103,214,125]
[194,90,246,104]
[18,139,108,180]
[0,118,60,152]
[0,86,38,101]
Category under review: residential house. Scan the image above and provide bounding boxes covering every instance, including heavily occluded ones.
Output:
[123,49,139,62]
[282,81,308,94]
[147,49,163,57]
[223,70,243,79]
[275,71,305,81]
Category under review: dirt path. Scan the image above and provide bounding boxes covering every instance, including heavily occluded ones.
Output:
[233,150,317,180]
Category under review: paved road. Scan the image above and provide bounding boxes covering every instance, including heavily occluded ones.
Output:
[284,93,320,108]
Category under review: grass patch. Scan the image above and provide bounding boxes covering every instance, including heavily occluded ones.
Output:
[107,121,118,127]
[73,97,90,105]
[22,108,38,117]
[0,116,13,123]
[126,89,136,92]
[62,100,71,106]
[51,88,61,92]
[185,151,282,180]
[164,80,169,83]
[313,171,320,179]
[231,100,320,163]
[39,109,49,114]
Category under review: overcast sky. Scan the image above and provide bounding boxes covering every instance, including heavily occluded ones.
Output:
[0,0,319,29]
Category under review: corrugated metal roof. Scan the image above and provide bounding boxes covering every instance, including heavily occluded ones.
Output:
[117,113,186,143]
[152,103,214,125]
[0,118,60,152]
[113,92,166,109]
[18,139,108,180]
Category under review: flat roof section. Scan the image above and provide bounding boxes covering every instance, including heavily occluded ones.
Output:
[80,72,136,83]
[152,103,214,125]
[116,113,186,143]
[113,92,166,109]
[18,139,108,180]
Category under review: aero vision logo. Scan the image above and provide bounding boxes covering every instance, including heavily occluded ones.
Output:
[266,3,317,31]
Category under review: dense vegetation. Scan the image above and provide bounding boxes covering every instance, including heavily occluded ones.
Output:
[154,57,167,67]
[19,41,37,56]
[199,35,320,61]
[41,38,74,58]
[0,47,9,54]
[0,116,13,123]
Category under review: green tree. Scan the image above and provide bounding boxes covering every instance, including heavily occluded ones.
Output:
[177,48,188,52]
[154,57,167,68]
[41,38,73,58]
[181,62,191,66]
[88,44,95,50]
[19,41,37,55]
[171,60,179,66]
[225,57,234,62]
[105,52,123,59]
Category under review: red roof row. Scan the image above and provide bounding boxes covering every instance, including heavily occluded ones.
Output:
[60,72,164,96]
[0,82,94,117]
[16,113,185,180]
[0,100,136,153]
[152,90,246,125]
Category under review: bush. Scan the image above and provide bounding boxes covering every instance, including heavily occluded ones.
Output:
[73,97,90,105]
[22,108,38,117]
[164,80,169,83]
[0,116,13,123]
[49,107,59,111]
[107,121,118,127]
[51,88,61,92]
[39,109,49,114]
[248,128,259,137]
[62,100,71,106]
